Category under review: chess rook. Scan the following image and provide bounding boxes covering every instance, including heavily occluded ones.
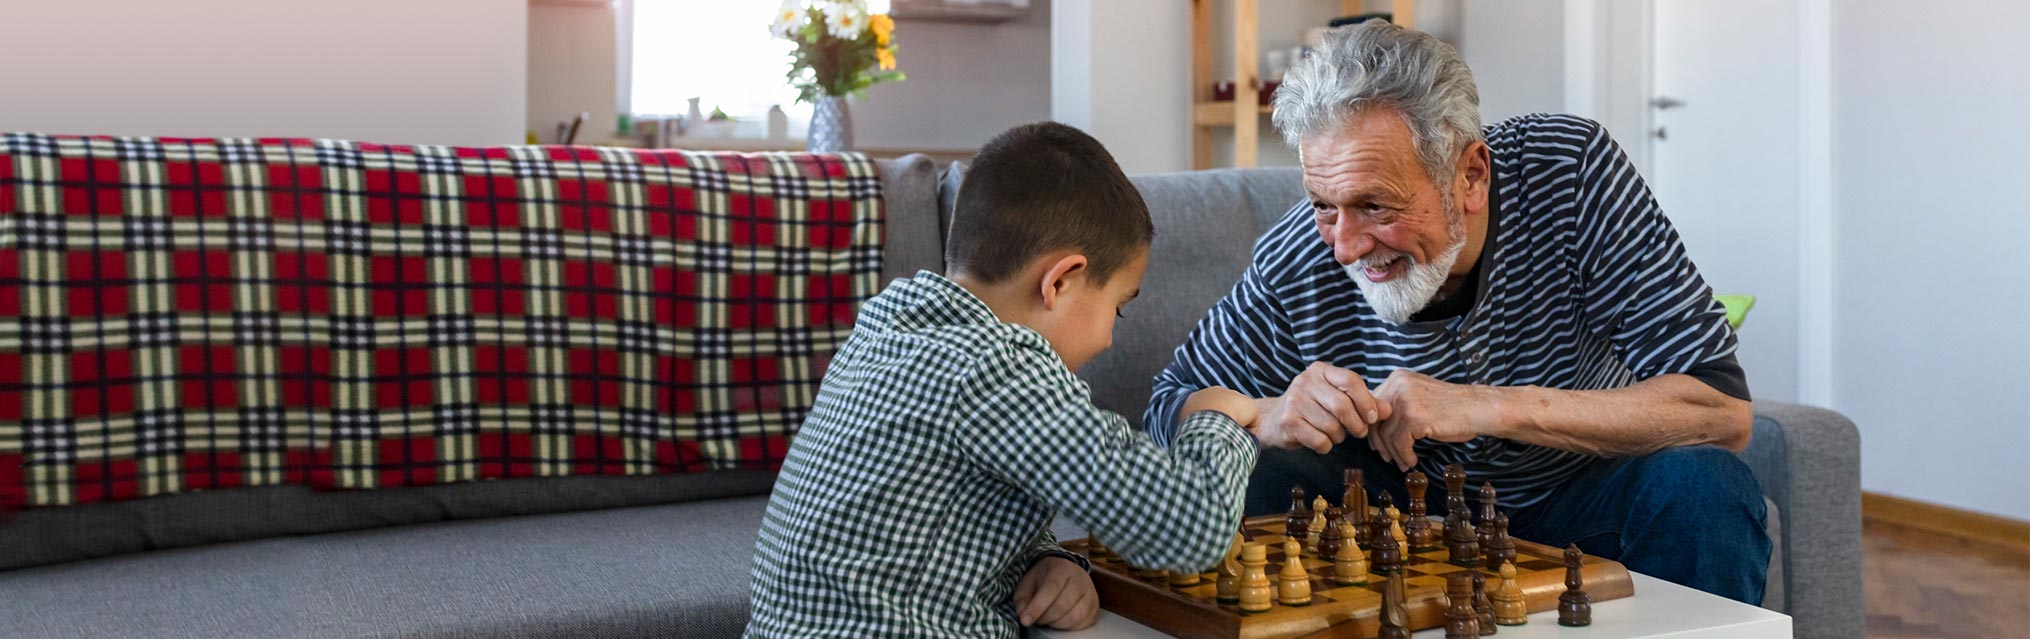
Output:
[1558,544,1593,627]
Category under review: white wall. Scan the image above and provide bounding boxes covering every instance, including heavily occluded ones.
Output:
[0,0,527,146]
[531,1,1050,152]
[1051,0,1191,174]
[1454,0,1564,124]
[1832,0,2030,520]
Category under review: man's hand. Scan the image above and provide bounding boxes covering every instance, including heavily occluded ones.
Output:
[1181,386,1261,429]
[1368,369,1505,470]
[1251,362,1390,453]
[1014,556,1099,630]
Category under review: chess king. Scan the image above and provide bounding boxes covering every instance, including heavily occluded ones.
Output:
[1144,19,1770,604]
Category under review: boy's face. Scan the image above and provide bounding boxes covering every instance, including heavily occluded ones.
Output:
[1038,249,1148,373]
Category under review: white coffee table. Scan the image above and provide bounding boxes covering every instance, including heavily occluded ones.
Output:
[1036,571,1791,639]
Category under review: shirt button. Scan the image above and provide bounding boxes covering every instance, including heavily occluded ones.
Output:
[1469,352,1487,366]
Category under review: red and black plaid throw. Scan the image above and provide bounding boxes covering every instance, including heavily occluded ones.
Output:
[0,133,885,510]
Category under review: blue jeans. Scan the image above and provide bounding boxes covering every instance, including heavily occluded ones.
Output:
[1243,444,1770,604]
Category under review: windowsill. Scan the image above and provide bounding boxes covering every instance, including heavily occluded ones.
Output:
[590,136,976,162]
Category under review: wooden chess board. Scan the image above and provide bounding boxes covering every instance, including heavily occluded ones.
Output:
[1061,514,1634,639]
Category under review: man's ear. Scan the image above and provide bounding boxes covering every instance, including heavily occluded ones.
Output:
[1453,141,1492,216]
[1037,254,1089,312]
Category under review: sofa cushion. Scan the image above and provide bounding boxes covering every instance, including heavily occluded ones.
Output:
[0,134,886,511]
[0,469,775,571]
[0,495,769,639]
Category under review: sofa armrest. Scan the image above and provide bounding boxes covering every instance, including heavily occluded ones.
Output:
[1740,402,1862,639]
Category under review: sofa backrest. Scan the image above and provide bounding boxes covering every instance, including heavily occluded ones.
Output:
[1084,168,1306,427]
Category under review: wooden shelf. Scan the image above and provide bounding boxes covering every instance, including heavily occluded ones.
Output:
[1190,0,1415,169]
[1192,101,1274,127]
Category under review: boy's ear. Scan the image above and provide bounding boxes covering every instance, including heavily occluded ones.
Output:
[1037,254,1089,312]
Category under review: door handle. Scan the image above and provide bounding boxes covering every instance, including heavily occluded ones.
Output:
[1651,96,1687,110]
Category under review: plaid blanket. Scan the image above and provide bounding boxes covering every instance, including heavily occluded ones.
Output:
[0,133,885,510]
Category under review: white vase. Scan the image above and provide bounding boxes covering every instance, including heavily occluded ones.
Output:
[808,96,853,153]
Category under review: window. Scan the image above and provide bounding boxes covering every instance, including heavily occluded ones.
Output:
[624,0,892,124]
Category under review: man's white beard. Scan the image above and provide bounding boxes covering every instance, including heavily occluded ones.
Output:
[1344,210,1467,325]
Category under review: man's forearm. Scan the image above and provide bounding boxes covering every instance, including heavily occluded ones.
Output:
[1492,374,1752,457]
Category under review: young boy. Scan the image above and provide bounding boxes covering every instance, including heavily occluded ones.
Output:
[743,123,1261,637]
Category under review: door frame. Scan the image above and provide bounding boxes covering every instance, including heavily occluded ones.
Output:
[1559,0,1837,406]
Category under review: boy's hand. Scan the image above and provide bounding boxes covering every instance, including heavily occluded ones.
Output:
[1181,386,1260,428]
[1014,556,1099,630]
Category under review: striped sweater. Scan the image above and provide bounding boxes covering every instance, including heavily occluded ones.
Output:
[1145,114,1746,509]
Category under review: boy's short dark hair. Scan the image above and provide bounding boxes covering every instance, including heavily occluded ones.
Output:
[945,122,1154,286]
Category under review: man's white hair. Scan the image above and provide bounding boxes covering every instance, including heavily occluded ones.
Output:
[1272,19,1485,184]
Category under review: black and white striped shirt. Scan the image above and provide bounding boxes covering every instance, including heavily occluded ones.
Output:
[1146,114,1746,509]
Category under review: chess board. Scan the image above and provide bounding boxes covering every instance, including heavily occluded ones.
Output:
[1061,514,1634,639]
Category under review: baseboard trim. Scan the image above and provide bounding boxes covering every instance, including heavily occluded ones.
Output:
[1862,491,2030,552]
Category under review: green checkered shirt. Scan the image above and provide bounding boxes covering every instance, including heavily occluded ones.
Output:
[744,271,1258,638]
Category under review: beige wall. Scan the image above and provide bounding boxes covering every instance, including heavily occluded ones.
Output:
[528,0,1053,152]
[0,0,527,146]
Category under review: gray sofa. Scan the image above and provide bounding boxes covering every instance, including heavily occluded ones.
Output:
[0,156,1860,639]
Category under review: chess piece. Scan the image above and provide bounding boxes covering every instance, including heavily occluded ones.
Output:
[1370,513,1404,575]
[1557,544,1592,627]
[1169,565,1202,587]
[1216,532,1244,603]
[1286,487,1311,547]
[1087,537,1110,562]
[1445,572,1481,639]
[1386,506,1408,548]
[1405,470,1438,551]
[1483,512,1517,572]
[1476,482,1498,552]
[1378,570,1412,639]
[1444,506,1481,567]
[1493,561,1528,626]
[1239,543,1273,613]
[1444,463,1469,516]
[1278,539,1312,605]
[1317,507,1345,559]
[1345,468,1372,546]
[1307,496,1327,553]
[1333,522,1367,585]
[1370,492,1397,546]
[1473,571,1497,635]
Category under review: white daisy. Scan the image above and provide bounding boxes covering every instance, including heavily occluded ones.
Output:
[824,2,868,41]
[769,0,807,39]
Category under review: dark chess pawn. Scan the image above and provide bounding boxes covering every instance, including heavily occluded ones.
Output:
[1445,509,1481,567]
[1444,572,1481,639]
[1317,507,1345,560]
[1473,571,1497,635]
[1286,487,1311,546]
[1378,570,1412,639]
[1370,491,1397,545]
[1370,513,1405,576]
[1404,471,1438,551]
[1558,544,1593,627]
[1483,512,1518,571]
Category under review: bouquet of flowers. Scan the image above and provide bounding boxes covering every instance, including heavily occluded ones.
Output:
[772,0,905,102]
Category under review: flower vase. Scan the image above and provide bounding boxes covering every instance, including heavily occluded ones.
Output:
[808,96,853,153]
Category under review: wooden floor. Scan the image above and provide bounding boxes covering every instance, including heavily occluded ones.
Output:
[1863,519,2030,638]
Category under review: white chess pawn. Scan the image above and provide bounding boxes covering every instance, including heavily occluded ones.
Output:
[1278,539,1312,605]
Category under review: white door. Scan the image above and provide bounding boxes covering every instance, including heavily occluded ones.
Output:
[1647,0,1803,402]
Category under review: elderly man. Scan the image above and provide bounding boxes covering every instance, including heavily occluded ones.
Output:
[1145,20,1769,603]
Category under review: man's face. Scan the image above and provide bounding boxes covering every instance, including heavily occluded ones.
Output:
[1300,109,1467,324]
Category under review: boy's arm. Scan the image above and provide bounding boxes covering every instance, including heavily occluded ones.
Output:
[957,346,1258,573]
[1019,529,1091,573]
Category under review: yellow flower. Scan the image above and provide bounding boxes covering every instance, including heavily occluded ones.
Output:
[870,13,894,46]
[877,46,896,71]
